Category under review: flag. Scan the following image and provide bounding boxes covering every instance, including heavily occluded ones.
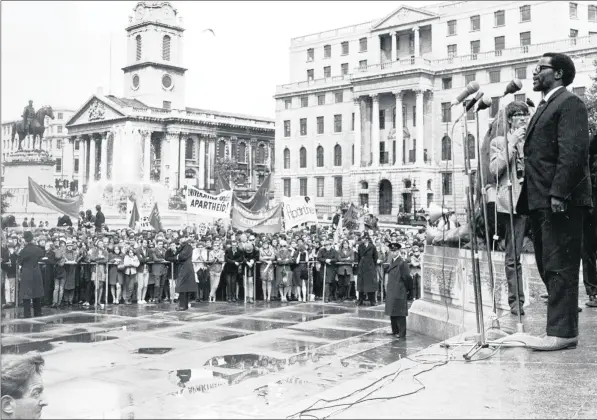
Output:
[333,214,343,244]
[343,204,360,231]
[148,202,163,231]
[128,200,140,229]
[28,177,80,219]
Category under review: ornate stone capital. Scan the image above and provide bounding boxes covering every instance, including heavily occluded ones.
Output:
[139,129,151,138]
[412,26,419,33]
[371,94,379,103]
[414,89,424,97]
[393,91,405,101]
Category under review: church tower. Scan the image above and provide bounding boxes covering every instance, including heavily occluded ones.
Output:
[122,1,186,110]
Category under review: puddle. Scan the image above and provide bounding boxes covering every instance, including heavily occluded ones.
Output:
[1,322,59,334]
[254,338,322,355]
[172,329,250,343]
[44,314,107,324]
[2,341,55,354]
[136,347,173,355]
[288,327,366,341]
[218,319,295,332]
[53,332,119,344]
[257,312,325,323]
[101,320,180,332]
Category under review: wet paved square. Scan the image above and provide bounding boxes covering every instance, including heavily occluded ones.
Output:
[217,318,297,332]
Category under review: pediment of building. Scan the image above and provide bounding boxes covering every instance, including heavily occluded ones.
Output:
[66,96,127,127]
[372,6,438,31]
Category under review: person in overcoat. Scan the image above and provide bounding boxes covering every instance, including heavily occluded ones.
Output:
[337,240,354,301]
[174,237,196,311]
[356,233,378,306]
[17,231,45,318]
[223,240,244,302]
[384,241,411,338]
[317,240,339,302]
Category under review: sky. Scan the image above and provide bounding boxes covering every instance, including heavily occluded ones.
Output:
[1,1,441,121]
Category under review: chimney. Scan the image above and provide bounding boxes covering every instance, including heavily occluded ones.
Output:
[96,87,103,96]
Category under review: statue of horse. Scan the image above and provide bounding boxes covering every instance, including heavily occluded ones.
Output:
[11,106,55,150]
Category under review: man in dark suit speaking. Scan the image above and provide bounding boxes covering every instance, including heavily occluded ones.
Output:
[516,53,592,351]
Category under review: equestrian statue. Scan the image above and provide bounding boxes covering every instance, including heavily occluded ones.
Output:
[11,100,54,150]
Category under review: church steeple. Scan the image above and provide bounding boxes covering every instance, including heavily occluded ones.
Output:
[122,1,186,110]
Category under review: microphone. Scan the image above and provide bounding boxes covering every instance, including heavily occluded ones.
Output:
[476,96,492,112]
[526,98,535,108]
[503,79,522,97]
[451,81,480,107]
[465,92,484,112]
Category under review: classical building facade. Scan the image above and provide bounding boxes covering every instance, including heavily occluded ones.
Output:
[273,1,597,217]
[64,1,274,195]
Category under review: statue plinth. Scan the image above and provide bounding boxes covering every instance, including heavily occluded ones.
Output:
[5,149,55,167]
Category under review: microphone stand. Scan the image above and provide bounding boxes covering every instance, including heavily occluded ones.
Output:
[499,97,524,334]
[460,103,488,361]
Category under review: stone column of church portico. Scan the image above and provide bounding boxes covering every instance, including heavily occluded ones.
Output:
[178,136,186,189]
[78,137,86,189]
[100,132,108,181]
[248,140,254,189]
[89,136,97,182]
[207,139,215,190]
[394,91,404,166]
[415,90,425,165]
[166,132,180,189]
[371,94,380,167]
[198,137,206,189]
[142,130,151,183]
[353,97,362,167]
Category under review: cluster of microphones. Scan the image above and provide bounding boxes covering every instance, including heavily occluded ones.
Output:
[449,78,535,117]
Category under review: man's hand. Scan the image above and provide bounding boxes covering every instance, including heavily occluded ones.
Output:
[550,196,568,213]
[508,127,526,147]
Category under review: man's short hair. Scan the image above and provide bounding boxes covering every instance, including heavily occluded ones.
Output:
[1,352,45,399]
[542,52,576,86]
[506,101,530,120]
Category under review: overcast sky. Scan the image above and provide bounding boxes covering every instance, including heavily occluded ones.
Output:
[1,1,440,121]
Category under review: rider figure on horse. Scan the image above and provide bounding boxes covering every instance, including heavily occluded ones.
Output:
[22,100,35,135]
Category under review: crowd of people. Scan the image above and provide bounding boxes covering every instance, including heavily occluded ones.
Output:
[1,208,426,320]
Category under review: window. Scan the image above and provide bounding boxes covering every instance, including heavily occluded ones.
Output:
[318,94,325,105]
[352,112,355,131]
[74,140,80,150]
[442,77,453,89]
[335,91,343,103]
[284,179,291,197]
[299,147,307,168]
[470,40,480,57]
[467,134,476,159]
[74,158,79,173]
[465,73,476,85]
[467,108,475,121]
[135,35,142,61]
[307,48,314,62]
[515,66,527,79]
[514,93,526,102]
[494,10,505,26]
[163,101,171,109]
[352,144,354,165]
[447,20,457,35]
[55,158,62,172]
[317,178,324,197]
[470,15,480,31]
[334,114,342,133]
[447,44,457,57]
[284,120,290,137]
[590,5,597,22]
[300,118,307,136]
[185,138,195,160]
[300,178,307,196]
[491,96,500,118]
[520,31,531,47]
[442,172,453,195]
[403,105,407,127]
[301,96,308,107]
[57,112,63,120]
[569,2,578,18]
[307,69,314,81]
[334,144,342,166]
[412,106,416,127]
[218,140,226,159]
[392,107,396,128]
[572,87,586,97]
[317,116,324,134]
[359,37,367,52]
[341,41,349,55]
[57,126,63,134]
[441,102,451,123]
[316,146,324,167]
[520,5,531,22]
[56,139,62,149]
[237,142,246,163]
[489,69,501,83]
[570,28,578,37]
[324,66,331,78]
[359,60,367,69]
[284,99,291,109]
[495,36,505,55]
[341,63,349,75]
[284,148,290,169]
[334,176,343,197]
[441,136,452,160]
[162,35,171,61]
[256,144,266,164]
[324,44,331,58]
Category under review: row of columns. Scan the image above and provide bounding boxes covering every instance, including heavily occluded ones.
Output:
[353,89,427,168]
[382,26,421,63]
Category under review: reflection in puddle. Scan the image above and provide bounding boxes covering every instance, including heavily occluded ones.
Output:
[2,341,55,354]
[1,322,57,334]
[44,314,107,324]
[136,348,173,355]
[53,333,118,344]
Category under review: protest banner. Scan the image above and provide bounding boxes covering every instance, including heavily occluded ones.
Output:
[231,204,283,234]
[282,196,318,229]
[186,188,232,220]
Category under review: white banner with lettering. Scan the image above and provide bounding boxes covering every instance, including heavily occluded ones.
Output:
[185,188,232,220]
[282,196,318,229]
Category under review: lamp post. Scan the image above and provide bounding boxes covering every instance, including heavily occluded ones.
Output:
[411,181,419,217]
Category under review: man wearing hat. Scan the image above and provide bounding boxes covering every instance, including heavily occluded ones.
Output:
[17,231,45,318]
[384,241,411,338]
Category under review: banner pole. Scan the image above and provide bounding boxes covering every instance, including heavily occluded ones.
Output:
[322,264,327,304]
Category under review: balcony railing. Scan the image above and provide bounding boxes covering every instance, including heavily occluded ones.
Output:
[275,74,351,95]
[354,56,432,75]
